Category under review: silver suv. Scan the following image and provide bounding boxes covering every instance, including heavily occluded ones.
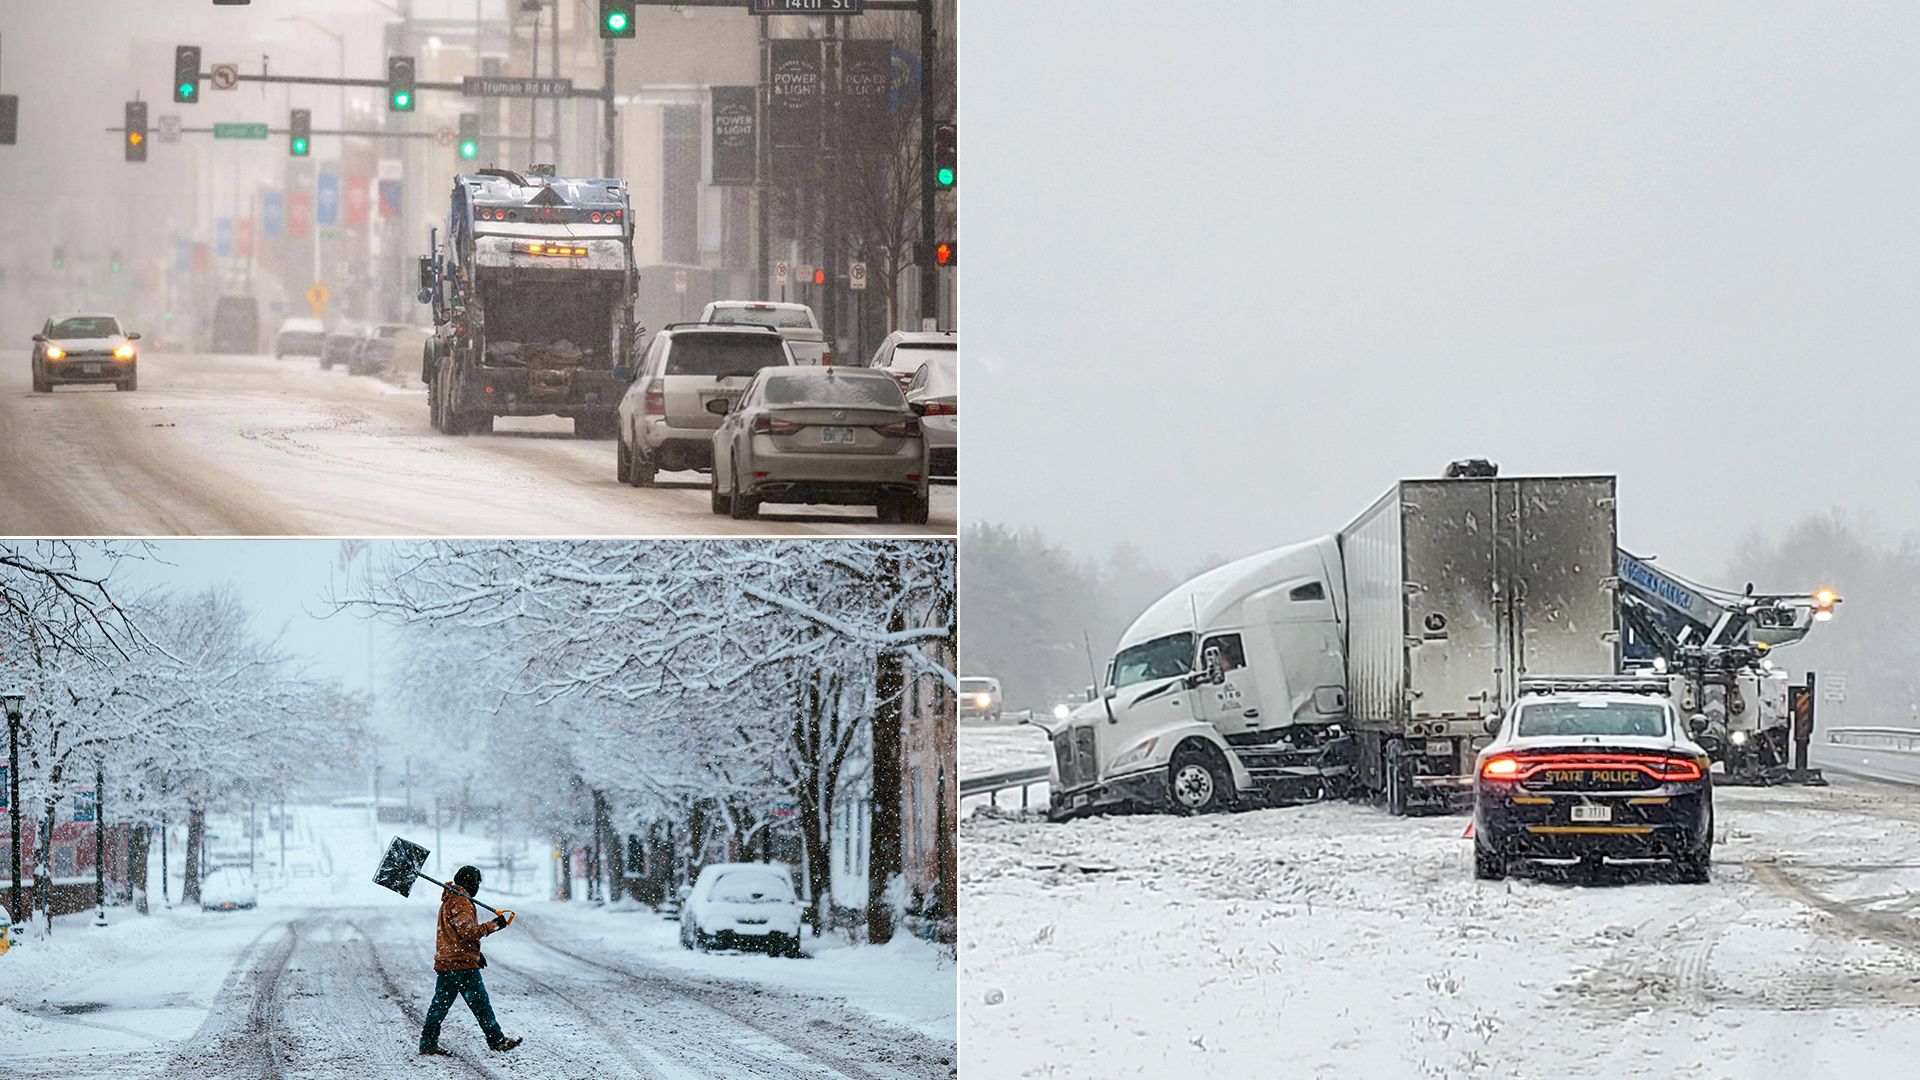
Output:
[616,323,795,486]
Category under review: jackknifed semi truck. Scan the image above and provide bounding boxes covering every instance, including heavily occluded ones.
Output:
[1044,465,1833,820]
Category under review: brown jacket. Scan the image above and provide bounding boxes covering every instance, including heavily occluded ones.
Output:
[434,889,502,971]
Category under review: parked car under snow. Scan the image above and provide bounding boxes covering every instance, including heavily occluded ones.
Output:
[679,862,804,957]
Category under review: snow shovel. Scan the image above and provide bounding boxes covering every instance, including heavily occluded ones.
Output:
[373,836,506,918]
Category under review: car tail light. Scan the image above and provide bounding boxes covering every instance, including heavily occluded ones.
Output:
[1655,756,1705,782]
[643,379,664,416]
[820,351,832,366]
[1480,756,1521,779]
[876,417,922,438]
[919,401,956,416]
[752,416,800,435]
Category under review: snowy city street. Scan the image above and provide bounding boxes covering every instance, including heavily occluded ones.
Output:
[959,722,1920,1078]
[1,806,954,1080]
[0,349,955,537]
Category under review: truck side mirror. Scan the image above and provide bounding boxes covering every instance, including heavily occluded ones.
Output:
[1689,713,1711,736]
[417,256,434,292]
[416,288,432,305]
[1483,715,1502,736]
[1101,684,1117,702]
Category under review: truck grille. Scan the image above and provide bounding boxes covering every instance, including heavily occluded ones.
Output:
[1053,727,1098,790]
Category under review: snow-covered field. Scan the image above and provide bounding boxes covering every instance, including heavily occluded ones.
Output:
[1,804,956,1078]
[0,349,957,537]
[960,728,1920,1078]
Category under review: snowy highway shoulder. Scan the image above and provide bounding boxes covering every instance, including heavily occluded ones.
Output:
[960,774,1920,1078]
[0,900,955,1079]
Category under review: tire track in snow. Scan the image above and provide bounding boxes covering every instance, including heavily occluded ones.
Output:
[162,914,306,1080]
[516,916,942,1080]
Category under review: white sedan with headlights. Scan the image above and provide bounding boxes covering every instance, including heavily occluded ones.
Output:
[31,312,141,392]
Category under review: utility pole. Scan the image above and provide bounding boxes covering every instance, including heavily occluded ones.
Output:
[278,797,286,874]
[601,40,615,177]
[756,16,770,300]
[160,810,170,909]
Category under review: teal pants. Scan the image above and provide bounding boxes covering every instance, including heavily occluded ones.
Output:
[419,968,505,1050]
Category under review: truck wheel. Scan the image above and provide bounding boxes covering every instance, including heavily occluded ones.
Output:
[630,453,656,487]
[905,492,931,526]
[616,436,632,483]
[1473,840,1507,881]
[1167,746,1231,815]
[1384,739,1411,817]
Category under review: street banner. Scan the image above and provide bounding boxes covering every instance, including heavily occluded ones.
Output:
[0,765,7,810]
[316,173,340,227]
[769,39,823,150]
[343,173,371,229]
[841,39,893,151]
[72,790,94,824]
[262,192,284,238]
[216,217,233,258]
[237,217,254,259]
[193,242,211,274]
[378,180,403,220]
[710,86,757,186]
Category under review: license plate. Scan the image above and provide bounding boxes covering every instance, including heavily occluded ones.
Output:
[822,426,855,445]
[84,364,101,375]
[1571,804,1611,823]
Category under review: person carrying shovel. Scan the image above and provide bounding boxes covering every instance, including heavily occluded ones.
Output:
[418,865,522,1056]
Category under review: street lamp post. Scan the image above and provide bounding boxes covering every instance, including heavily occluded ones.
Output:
[93,759,107,927]
[4,690,24,940]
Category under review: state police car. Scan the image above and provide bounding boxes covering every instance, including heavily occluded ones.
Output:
[1473,678,1713,883]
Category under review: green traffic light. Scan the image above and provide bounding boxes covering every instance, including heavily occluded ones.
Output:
[459,139,478,161]
[179,82,195,99]
[292,137,308,156]
[392,91,411,110]
[937,166,955,187]
[606,10,628,32]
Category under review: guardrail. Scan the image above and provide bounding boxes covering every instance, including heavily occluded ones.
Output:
[1825,726,1920,753]
[960,764,1052,810]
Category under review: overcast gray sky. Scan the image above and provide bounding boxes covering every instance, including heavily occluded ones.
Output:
[959,3,1920,580]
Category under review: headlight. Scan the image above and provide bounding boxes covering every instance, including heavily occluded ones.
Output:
[1109,736,1159,770]
[1729,730,1749,745]
[113,344,135,360]
[972,693,992,710]
[45,346,65,360]
[1052,703,1072,721]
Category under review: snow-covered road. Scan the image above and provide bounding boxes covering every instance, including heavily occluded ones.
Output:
[1,805,955,1079]
[0,350,956,537]
[960,725,1920,1078]
[3,905,951,1079]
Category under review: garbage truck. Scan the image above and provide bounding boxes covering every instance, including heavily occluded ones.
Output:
[1043,465,1833,821]
[418,165,636,437]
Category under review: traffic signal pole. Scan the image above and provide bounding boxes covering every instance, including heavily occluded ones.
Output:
[919,0,936,330]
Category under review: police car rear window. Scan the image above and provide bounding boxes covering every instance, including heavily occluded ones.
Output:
[1515,701,1668,739]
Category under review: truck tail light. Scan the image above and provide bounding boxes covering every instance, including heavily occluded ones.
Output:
[751,416,800,435]
[875,417,921,438]
[643,379,664,416]
[820,350,832,366]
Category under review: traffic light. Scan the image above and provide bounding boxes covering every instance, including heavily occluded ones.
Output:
[1813,588,1839,622]
[289,108,311,157]
[933,123,956,190]
[125,101,148,163]
[813,267,826,286]
[173,45,202,104]
[111,250,123,274]
[52,245,65,271]
[599,0,636,39]
[457,113,479,162]
[933,240,955,268]
[387,56,416,112]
